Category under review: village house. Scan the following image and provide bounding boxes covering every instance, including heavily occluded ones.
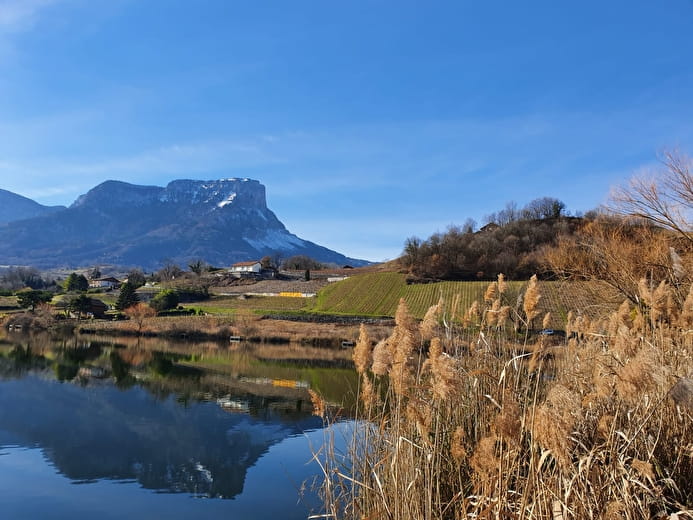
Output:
[229,261,262,274]
[88,277,121,289]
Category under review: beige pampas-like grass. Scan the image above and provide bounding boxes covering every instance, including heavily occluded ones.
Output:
[542,311,552,330]
[615,347,659,403]
[530,404,573,468]
[395,297,417,335]
[638,278,653,307]
[464,300,480,327]
[523,274,541,324]
[651,280,670,323]
[353,323,372,375]
[314,275,693,520]
[528,342,551,374]
[597,414,615,439]
[604,501,626,520]
[609,300,633,337]
[470,435,499,484]
[529,385,581,468]
[566,310,575,338]
[497,305,511,328]
[613,324,638,358]
[390,299,417,396]
[546,384,581,423]
[371,338,392,376]
[493,395,521,443]
[485,298,501,327]
[427,337,458,401]
[484,281,498,303]
[497,273,507,295]
[680,282,693,328]
[309,389,326,419]
[450,426,467,461]
[420,300,441,341]
[360,372,377,410]
[631,458,655,482]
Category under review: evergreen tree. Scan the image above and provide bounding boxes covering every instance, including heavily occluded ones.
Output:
[115,282,140,311]
[68,294,92,320]
[16,290,53,311]
[65,273,89,292]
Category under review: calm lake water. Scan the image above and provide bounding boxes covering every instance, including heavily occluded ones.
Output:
[0,333,356,520]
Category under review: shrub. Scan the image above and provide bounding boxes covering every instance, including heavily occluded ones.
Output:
[150,289,180,312]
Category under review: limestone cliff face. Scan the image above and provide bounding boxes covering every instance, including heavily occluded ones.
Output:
[0,179,366,269]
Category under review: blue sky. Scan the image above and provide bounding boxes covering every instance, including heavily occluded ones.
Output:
[1,0,692,262]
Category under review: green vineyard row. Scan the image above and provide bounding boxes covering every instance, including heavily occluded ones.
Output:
[310,273,621,328]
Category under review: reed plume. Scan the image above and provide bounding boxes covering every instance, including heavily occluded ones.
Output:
[353,323,372,375]
[523,274,541,326]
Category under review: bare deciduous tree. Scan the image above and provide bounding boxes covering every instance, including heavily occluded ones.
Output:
[609,149,692,245]
[124,303,156,334]
[544,216,690,305]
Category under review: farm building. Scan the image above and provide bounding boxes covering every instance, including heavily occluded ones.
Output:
[229,261,262,274]
[89,277,121,289]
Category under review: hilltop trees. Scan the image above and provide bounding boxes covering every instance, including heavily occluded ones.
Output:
[403,198,573,281]
[125,268,146,288]
[1,267,49,290]
[188,259,209,276]
[283,255,325,270]
[483,197,566,226]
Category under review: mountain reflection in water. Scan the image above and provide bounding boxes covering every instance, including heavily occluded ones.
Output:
[0,334,355,515]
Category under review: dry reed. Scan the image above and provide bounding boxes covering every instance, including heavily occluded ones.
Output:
[314,276,693,520]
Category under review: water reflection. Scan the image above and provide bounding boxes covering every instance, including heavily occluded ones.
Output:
[0,332,355,512]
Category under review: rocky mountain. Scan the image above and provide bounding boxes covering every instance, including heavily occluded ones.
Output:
[0,179,367,269]
[0,189,65,225]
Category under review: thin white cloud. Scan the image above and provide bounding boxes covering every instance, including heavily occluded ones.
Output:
[0,0,60,33]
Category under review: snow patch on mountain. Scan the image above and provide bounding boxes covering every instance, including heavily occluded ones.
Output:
[244,229,306,251]
[217,192,236,208]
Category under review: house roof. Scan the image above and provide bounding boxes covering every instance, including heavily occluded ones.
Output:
[231,261,261,267]
[93,277,121,283]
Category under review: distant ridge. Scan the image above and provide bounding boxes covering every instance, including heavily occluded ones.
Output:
[0,179,368,269]
[0,188,66,225]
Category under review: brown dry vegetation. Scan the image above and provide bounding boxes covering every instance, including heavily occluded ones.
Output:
[314,277,693,520]
[78,312,392,346]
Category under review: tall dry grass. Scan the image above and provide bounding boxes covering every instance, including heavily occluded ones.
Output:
[313,275,693,520]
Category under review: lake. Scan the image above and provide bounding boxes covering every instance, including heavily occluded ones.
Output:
[0,333,356,520]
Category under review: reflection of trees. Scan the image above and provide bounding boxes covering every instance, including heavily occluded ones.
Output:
[0,366,322,499]
[0,334,351,498]
[0,345,51,377]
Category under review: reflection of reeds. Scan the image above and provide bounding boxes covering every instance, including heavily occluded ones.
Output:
[78,314,392,348]
[314,277,693,519]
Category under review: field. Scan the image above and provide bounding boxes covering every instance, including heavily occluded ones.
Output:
[0,295,19,312]
[187,295,312,315]
[310,272,622,328]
